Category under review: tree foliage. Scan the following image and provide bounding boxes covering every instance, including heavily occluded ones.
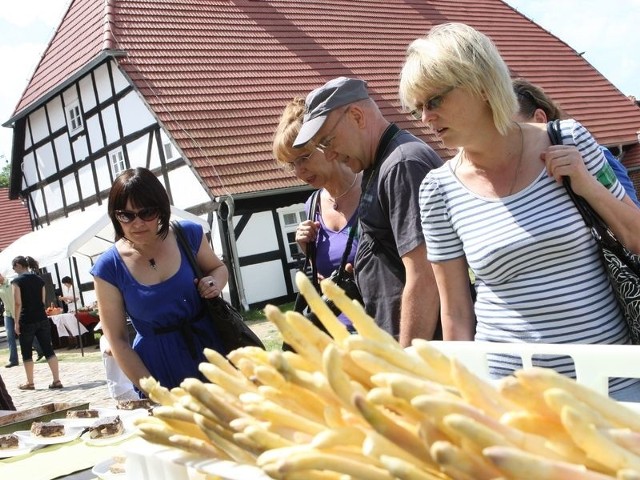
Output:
[0,161,9,188]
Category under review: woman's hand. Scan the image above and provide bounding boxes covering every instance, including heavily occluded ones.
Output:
[296,220,320,253]
[542,145,596,196]
[197,277,221,299]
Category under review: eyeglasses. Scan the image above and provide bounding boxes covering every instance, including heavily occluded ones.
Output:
[410,86,455,120]
[114,207,160,223]
[283,150,316,172]
[311,108,349,153]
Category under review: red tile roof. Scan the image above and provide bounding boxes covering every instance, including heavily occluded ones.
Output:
[0,188,33,251]
[8,0,640,196]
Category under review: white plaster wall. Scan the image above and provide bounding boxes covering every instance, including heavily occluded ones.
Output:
[78,74,96,111]
[29,107,49,144]
[86,114,104,152]
[167,166,211,207]
[119,91,156,135]
[241,261,287,304]
[47,96,66,132]
[94,63,113,104]
[235,210,279,256]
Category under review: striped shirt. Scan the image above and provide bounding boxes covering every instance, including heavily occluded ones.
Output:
[419,119,635,395]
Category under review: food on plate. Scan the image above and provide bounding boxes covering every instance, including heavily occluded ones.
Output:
[67,409,100,418]
[31,421,65,438]
[88,416,124,439]
[0,434,19,449]
[109,454,127,473]
[117,398,154,410]
[132,272,640,479]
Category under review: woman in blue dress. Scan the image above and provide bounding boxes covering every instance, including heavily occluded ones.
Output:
[91,167,228,391]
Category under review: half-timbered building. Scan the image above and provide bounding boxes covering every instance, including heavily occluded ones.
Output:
[4,0,640,309]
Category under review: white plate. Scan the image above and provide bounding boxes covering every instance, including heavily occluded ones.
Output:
[14,427,83,445]
[57,416,101,428]
[0,440,37,458]
[81,427,136,446]
[92,458,126,479]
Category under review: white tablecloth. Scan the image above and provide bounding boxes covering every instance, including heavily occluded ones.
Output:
[49,313,88,337]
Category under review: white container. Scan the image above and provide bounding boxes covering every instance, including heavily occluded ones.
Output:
[428,341,640,397]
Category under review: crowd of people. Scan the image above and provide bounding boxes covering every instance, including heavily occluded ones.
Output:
[2,22,640,405]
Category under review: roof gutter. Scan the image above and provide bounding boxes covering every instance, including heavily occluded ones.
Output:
[3,49,127,127]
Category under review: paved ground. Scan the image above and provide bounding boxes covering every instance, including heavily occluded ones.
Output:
[0,320,281,412]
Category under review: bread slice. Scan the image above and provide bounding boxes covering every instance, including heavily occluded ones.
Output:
[31,421,65,438]
[0,434,19,449]
[88,416,124,439]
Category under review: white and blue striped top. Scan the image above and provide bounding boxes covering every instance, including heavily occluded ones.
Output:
[419,119,635,395]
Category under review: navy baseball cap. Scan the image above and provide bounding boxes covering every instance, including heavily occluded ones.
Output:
[293,77,369,148]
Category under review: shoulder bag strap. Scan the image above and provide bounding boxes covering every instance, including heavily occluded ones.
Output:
[547,120,604,230]
[304,190,321,289]
[172,220,205,279]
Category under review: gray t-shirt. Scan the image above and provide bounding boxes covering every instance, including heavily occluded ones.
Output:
[355,128,443,337]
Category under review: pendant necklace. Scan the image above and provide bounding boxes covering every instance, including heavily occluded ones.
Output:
[149,258,157,270]
[327,173,359,210]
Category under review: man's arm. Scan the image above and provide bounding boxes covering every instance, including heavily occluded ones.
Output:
[398,242,440,347]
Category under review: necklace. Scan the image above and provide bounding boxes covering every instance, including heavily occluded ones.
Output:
[125,238,158,270]
[327,173,359,210]
[508,122,525,196]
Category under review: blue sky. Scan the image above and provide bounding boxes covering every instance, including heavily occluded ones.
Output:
[1,0,638,162]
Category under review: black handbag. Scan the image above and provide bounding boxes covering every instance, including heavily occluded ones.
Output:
[292,190,363,338]
[172,221,265,355]
[547,120,640,344]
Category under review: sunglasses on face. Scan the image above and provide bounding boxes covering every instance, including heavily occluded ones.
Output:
[410,86,455,120]
[114,207,160,223]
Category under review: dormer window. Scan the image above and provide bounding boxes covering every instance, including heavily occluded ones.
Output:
[67,101,83,133]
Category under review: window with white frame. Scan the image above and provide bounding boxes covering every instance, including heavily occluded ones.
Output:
[109,149,126,175]
[279,205,307,262]
[66,101,83,133]
[163,141,176,160]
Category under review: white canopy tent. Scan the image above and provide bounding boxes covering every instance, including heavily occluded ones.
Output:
[0,205,211,277]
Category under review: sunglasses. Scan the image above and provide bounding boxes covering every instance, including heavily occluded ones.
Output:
[410,86,455,120]
[114,207,160,224]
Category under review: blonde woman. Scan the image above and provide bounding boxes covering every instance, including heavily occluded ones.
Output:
[399,23,640,401]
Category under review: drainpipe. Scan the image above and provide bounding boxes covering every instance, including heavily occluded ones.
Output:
[217,195,249,311]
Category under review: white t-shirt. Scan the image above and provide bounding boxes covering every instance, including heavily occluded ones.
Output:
[419,119,635,395]
[62,283,78,313]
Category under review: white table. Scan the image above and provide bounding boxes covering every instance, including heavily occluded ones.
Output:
[49,313,88,338]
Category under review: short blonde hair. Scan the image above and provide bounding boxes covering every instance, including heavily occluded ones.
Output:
[399,23,517,135]
[272,97,308,165]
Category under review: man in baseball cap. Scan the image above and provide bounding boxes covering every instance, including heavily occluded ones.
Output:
[292,76,443,347]
[293,76,369,148]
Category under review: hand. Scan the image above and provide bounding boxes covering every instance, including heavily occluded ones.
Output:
[196,277,220,299]
[542,145,595,195]
[296,220,320,249]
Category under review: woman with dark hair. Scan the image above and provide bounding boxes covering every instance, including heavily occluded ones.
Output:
[11,256,62,390]
[59,275,79,313]
[90,167,228,390]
